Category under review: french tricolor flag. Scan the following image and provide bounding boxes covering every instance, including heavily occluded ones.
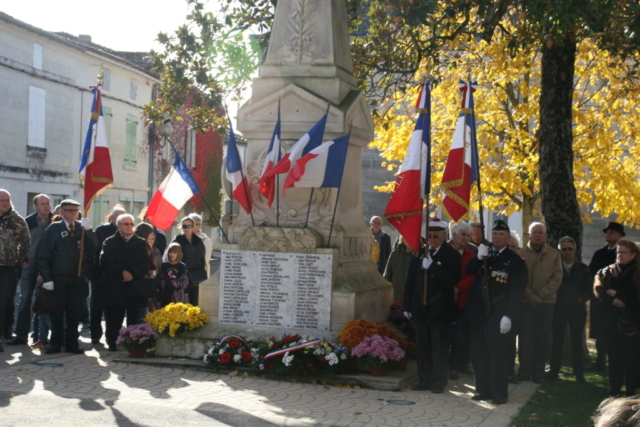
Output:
[258,105,281,207]
[262,113,327,180]
[283,134,350,192]
[146,147,200,231]
[78,83,113,214]
[225,121,253,214]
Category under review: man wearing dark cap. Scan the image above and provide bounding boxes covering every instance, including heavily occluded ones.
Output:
[36,199,96,354]
[465,219,526,405]
[588,221,625,371]
[404,218,461,393]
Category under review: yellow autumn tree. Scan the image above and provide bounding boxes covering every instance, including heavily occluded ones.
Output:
[372,16,640,231]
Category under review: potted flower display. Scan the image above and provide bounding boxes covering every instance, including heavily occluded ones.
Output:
[204,335,258,369]
[116,323,160,357]
[144,302,209,337]
[351,334,405,376]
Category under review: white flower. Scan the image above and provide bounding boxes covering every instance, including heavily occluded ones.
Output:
[233,354,241,363]
[219,349,226,356]
[283,351,295,367]
[259,364,265,370]
[208,347,214,355]
[326,353,339,366]
[203,354,210,363]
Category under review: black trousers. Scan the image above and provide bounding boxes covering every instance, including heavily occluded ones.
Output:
[186,283,199,306]
[449,320,470,372]
[49,278,87,350]
[470,320,511,400]
[105,303,143,346]
[549,304,587,376]
[519,303,554,377]
[90,280,104,341]
[415,322,450,389]
[0,266,17,338]
[607,335,640,396]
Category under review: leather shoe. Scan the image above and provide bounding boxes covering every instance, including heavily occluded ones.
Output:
[431,387,444,394]
[472,394,492,401]
[515,373,531,382]
[65,347,84,354]
[411,383,430,391]
[532,375,544,384]
[6,337,27,345]
[492,398,508,405]
[44,347,61,355]
[108,344,117,352]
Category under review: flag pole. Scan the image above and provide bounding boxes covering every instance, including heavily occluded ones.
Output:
[167,140,230,244]
[276,97,281,228]
[419,94,430,307]
[225,106,255,227]
[327,121,353,247]
[303,103,330,229]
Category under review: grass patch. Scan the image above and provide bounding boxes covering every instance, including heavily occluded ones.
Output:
[510,367,609,426]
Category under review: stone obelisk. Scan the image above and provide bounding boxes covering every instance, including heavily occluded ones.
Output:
[163,0,391,357]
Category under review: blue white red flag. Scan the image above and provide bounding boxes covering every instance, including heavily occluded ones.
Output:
[146,146,200,231]
[262,114,328,180]
[258,104,282,206]
[283,134,350,192]
[78,83,113,214]
[441,81,480,221]
[384,82,432,253]
[225,120,253,214]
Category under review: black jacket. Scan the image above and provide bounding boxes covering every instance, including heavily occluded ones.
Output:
[100,233,149,308]
[403,242,461,324]
[373,230,392,274]
[24,211,53,232]
[465,247,527,325]
[590,246,617,277]
[36,220,97,282]
[172,233,206,275]
[556,261,592,307]
[93,222,118,279]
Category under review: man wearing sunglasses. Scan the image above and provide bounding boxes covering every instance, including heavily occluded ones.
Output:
[36,199,96,354]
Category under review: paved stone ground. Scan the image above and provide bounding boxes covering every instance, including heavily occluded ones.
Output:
[0,330,538,427]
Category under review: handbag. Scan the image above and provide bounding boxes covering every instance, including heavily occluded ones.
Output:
[188,267,208,285]
[128,278,158,299]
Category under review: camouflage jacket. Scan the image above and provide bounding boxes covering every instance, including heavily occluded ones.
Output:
[0,208,30,267]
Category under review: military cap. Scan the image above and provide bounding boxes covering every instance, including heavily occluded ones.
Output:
[60,199,81,207]
[492,219,510,232]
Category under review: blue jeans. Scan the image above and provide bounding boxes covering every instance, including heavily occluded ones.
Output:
[38,314,51,343]
[15,264,39,340]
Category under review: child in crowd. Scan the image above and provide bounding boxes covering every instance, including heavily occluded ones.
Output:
[157,243,189,307]
[31,283,52,348]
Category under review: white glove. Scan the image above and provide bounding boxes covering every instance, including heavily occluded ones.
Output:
[478,244,489,260]
[403,311,412,320]
[500,316,512,334]
[422,256,433,270]
[43,281,54,291]
[81,217,92,230]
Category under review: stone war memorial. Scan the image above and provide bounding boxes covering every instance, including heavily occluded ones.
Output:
[157,0,392,358]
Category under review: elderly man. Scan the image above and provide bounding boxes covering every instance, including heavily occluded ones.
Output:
[370,216,391,275]
[516,222,563,383]
[466,220,526,405]
[7,194,52,346]
[0,190,30,351]
[90,204,126,345]
[546,236,592,383]
[100,213,149,352]
[404,218,461,393]
[447,221,477,379]
[37,199,96,354]
[588,221,625,372]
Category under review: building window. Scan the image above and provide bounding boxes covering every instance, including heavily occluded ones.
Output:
[92,194,110,225]
[51,195,66,211]
[102,68,111,91]
[125,114,138,167]
[102,106,112,142]
[28,86,46,148]
[130,79,137,100]
[186,129,197,168]
[33,43,43,70]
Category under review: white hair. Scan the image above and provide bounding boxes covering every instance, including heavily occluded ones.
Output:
[510,231,522,248]
[528,222,547,233]
[116,213,135,225]
[449,221,472,236]
[188,213,203,224]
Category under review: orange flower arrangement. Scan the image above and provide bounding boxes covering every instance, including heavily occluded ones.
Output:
[337,319,416,358]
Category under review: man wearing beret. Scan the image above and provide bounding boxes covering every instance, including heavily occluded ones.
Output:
[36,199,97,354]
[588,221,625,371]
[404,218,461,393]
[465,219,526,405]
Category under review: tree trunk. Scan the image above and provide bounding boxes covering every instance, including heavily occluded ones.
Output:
[521,194,535,248]
[538,38,583,255]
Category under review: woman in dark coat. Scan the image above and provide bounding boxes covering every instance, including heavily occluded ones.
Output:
[100,214,150,351]
[172,216,206,306]
[594,238,640,396]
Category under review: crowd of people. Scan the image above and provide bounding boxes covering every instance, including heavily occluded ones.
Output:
[0,189,211,354]
[371,215,640,404]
